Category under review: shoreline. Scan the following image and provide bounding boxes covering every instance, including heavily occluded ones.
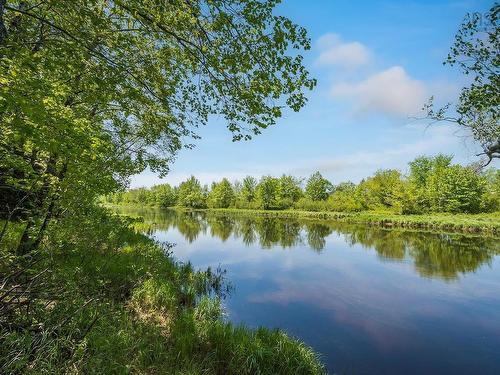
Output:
[108,204,500,236]
[0,215,325,374]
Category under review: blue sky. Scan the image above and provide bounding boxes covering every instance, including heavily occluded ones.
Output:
[131,0,496,188]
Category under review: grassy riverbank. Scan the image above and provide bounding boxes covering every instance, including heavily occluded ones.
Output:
[200,209,500,235]
[112,204,500,236]
[0,211,325,374]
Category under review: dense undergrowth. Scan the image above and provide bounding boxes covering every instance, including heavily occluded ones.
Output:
[0,209,325,374]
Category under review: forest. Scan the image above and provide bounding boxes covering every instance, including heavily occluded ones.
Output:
[107,155,499,214]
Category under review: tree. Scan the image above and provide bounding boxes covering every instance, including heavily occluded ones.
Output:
[327,182,363,212]
[425,5,499,165]
[152,184,177,207]
[406,154,487,213]
[240,176,258,204]
[334,182,356,193]
[481,168,500,211]
[0,0,315,252]
[428,165,486,213]
[358,169,405,212]
[177,176,206,208]
[408,155,453,188]
[305,172,332,201]
[207,178,235,208]
[277,175,303,208]
[407,154,453,211]
[256,176,280,209]
[109,156,497,214]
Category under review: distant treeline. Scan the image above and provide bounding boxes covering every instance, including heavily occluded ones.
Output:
[106,155,499,214]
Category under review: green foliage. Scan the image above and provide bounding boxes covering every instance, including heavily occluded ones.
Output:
[358,169,406,212]
[294,197,329,212]
[327,191,363,212]
[0,0,314,254]
[0,208,324,374]
[409,154,453,188]
[481,168,500,212]
[110,155,498,215]
[305,172,333,201]
[208,178,235,208]
[425,5,499,163]
[326,182,362,212]
[407,155,487,213]
[277,175,303,208]
[255,176,280,210]
[238,176,258,208]
[407,154,453,211]
[151,184,177,207]
[177,176,207,209]
[427,165,486,213]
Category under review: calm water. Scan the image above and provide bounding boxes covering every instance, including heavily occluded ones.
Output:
[121,207,500,375]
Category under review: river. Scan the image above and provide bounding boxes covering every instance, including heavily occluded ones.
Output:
[118,207,500,375]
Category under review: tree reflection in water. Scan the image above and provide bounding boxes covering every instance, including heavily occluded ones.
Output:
[116,207,500,281]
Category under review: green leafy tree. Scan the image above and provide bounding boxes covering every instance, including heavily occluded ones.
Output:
[0,0,314,252]
[152,184,177,207]
[358,169,406,212]
[428,165,486,213]
[480,168,500,211]
[408,155,452,188]
[238,176,258,206]
[256,176,280,210]
[407,155,487,213]
[108,154,497,214]
[277,175,303,208]
[327,182,363,212]
[178,176,206,208]
[305,172,332,201]
[334,182,356,193]
[207,178,235,208]
[425,5,499,165]
[407,155,453,212]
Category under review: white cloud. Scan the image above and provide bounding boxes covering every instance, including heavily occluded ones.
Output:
[315,33,371,69]
[289,123,482,182]
[330,66,427,117]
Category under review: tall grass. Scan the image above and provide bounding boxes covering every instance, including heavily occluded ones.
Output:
[0,210,325,374]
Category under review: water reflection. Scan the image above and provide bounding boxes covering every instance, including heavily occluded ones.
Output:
[117,207,500,374]
[121,207,499,281]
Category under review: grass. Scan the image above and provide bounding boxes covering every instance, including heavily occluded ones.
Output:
[0,211,325,374]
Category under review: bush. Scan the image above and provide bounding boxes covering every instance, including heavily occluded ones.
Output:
[294,197,328,212]
[327,191,364,212]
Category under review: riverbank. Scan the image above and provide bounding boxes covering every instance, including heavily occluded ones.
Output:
[0,211,325,374]
[114,201,500,374]
[110,204,500,236]
[203,209,500,235]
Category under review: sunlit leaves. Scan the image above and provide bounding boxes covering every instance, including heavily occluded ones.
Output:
[427,4,499,161]
[0,0,314,217]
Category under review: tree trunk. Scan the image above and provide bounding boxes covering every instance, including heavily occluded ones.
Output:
[0,0,7,45]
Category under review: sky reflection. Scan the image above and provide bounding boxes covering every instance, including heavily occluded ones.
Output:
[119,207,500,375]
